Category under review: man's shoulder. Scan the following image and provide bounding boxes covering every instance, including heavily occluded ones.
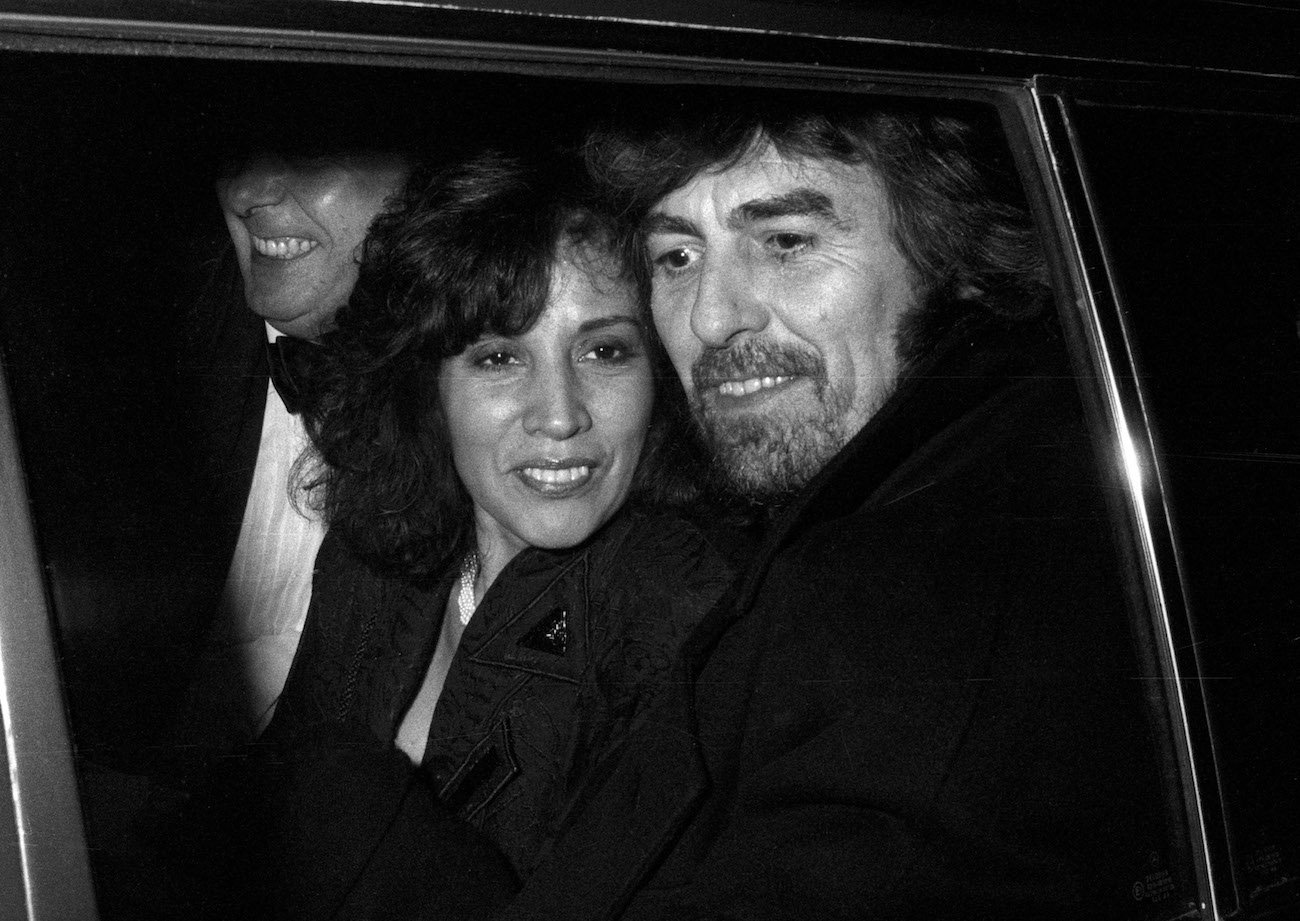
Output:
[179,245,263,371]
[581,506,741,657]
[590,504,746,591]
[802,320,1087,523]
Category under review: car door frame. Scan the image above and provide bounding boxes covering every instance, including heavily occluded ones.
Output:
[4,8,1294,919]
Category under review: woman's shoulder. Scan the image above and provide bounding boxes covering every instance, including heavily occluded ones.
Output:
[267,531,449,743]
[307,530,392,629]
[310,530,447,615]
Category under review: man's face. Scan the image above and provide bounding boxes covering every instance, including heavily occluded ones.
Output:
[645,143,918,499]
[217,151,411,339]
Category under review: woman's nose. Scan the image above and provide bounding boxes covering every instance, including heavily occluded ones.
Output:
[689,252,770,348]
[523,366,593,440]
[219,154,290,216]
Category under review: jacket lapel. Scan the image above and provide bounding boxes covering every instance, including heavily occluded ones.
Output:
[766,319,1054,576]
[426,549,592,824]
[467,550,589,684]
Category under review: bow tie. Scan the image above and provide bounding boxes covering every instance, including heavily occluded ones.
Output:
[266,336,320,415]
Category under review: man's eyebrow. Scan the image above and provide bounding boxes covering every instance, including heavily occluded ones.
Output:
[643,213,701,237]
[731,189,838,226]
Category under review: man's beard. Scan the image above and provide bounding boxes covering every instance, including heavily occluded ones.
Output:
[690,339,854,502]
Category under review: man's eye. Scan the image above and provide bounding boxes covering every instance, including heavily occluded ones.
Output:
[652,246,697,274]
[766,232,811,254]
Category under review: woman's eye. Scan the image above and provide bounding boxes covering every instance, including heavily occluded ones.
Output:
[474,350,519,369]
[581,342,632,363]
[652,246,698,275]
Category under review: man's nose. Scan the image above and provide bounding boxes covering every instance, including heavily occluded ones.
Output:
[689,253,769,348]
[220,154,290,216]
[522,364,593,441]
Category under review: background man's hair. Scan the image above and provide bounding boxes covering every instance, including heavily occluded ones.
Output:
[295,147,701,579]
[587,96,1052,366]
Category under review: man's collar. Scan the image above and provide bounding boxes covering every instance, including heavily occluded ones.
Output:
[759,317,1061,557]
[265,335,321,415]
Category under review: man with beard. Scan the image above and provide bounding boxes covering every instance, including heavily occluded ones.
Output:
[492,103,1181,919]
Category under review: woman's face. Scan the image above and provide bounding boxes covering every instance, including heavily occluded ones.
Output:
[439,254,653,564]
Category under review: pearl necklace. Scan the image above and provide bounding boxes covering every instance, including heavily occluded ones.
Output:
[457,550,479,627]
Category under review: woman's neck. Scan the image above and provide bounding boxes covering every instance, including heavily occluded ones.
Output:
[470,532,523,606]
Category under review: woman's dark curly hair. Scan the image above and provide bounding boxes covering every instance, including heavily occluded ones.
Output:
[297,149,704,579]
[587,95,1052,370]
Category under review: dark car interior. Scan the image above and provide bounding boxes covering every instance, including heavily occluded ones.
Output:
[1,20,1298,920]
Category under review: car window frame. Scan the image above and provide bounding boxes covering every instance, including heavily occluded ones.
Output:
[1031,74,1300,921]
[5,11,1292,920]
[0,351,99,920]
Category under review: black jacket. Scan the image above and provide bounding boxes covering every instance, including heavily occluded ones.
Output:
[503,320,1183,920]
[203,506,738,919]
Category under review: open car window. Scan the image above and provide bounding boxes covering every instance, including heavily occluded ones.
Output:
[1,8,1297,920]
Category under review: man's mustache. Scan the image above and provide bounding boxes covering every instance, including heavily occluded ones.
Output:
[691,339,825,393]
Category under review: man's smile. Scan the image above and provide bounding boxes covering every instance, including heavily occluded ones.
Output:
[692,340,824,410]
[251,234,320,260]
[715,374,794,398]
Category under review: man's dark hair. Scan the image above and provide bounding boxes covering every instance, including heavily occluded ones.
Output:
[297,148,701,579]
[587,98,1051,365]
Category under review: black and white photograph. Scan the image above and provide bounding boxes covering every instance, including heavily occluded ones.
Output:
[1,3,1297,919]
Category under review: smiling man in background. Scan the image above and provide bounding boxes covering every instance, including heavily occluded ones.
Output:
[170,144,413,751]
[220,150,410,341]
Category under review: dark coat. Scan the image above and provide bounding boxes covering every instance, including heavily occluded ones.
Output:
[501,320,1183,920]
[202,505,738,919]
[179,248,271,591]
[53,248,267,768]
[77,250,284,919]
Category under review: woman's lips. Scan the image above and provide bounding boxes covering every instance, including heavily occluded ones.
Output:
[515,461,597,496]
[251,234,319,259]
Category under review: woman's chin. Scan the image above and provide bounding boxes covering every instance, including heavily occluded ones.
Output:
[515,506,622,552]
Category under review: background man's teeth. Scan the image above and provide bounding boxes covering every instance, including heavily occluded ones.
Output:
[254,237,315,258]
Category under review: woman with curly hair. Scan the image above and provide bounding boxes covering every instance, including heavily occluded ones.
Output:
[198,147,738,919]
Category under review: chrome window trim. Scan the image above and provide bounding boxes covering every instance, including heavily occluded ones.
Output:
[1026,82,1223,920]
[0,9,1037,99]
[0,356,99,921]
[1,2,1297,81]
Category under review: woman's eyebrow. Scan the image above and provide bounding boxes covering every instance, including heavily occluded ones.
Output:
[577,315,643,333]
[731,189,837,226]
